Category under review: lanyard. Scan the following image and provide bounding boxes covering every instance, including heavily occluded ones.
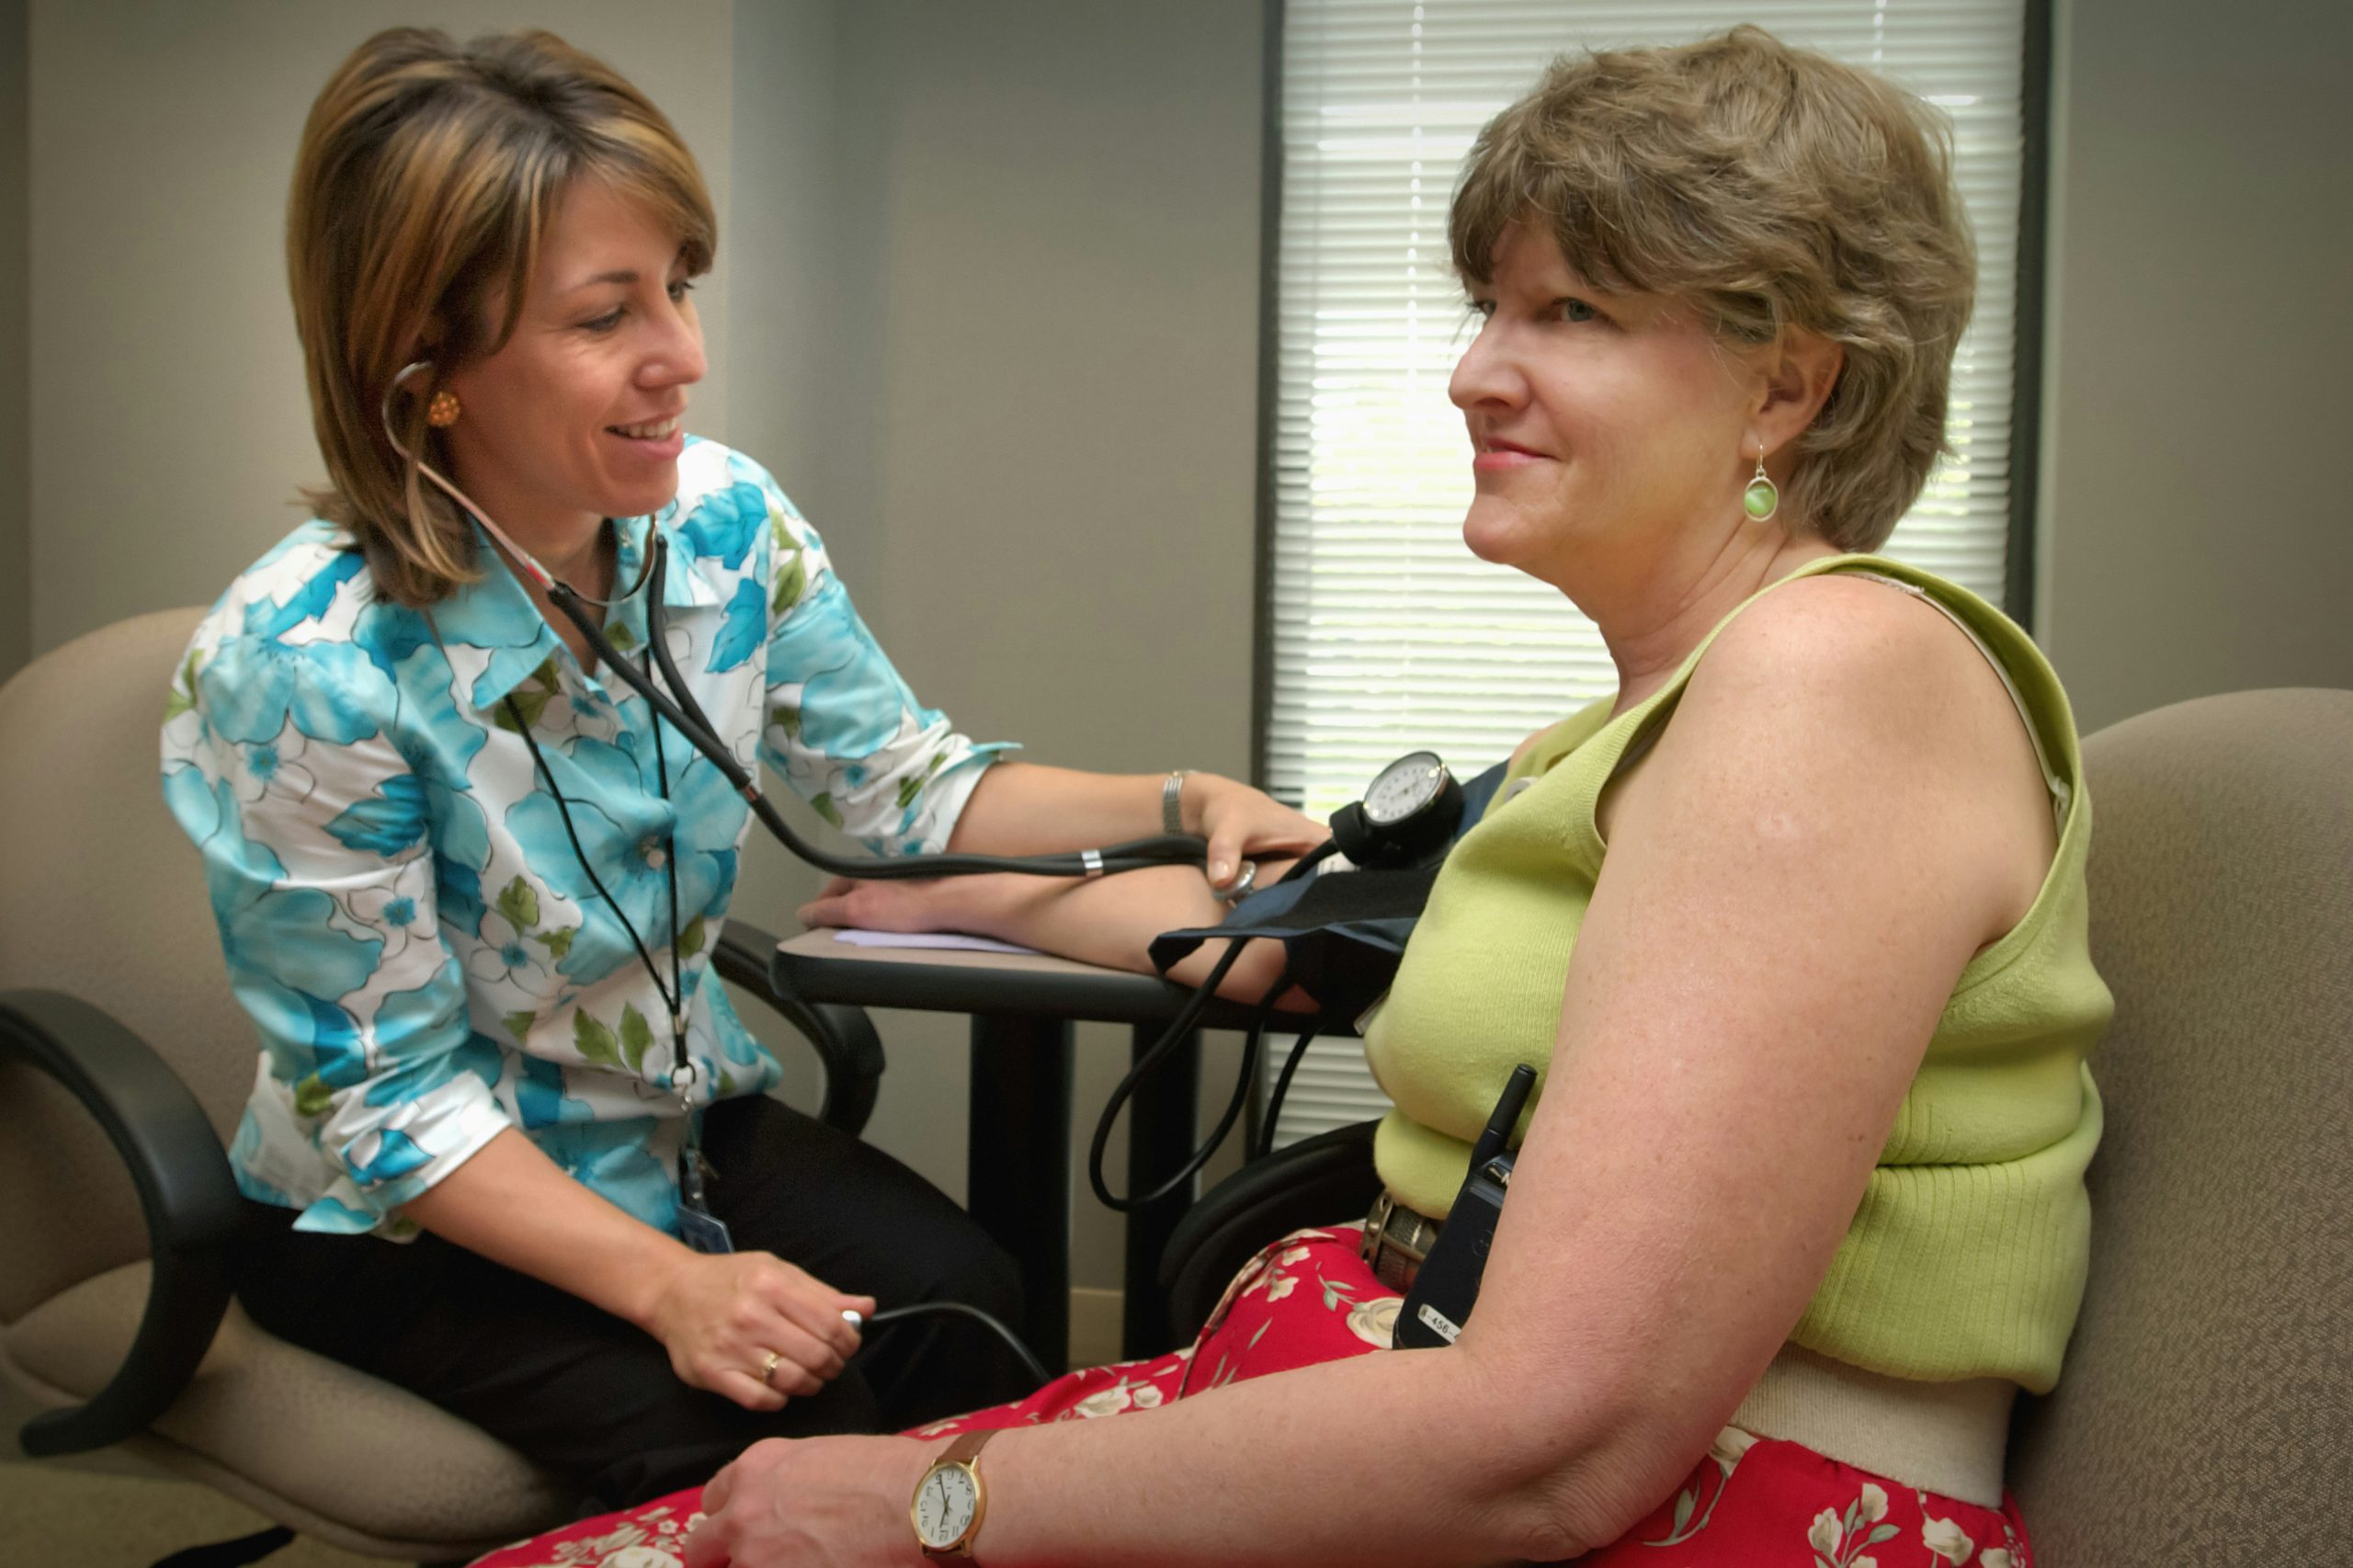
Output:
[493,614,732,1253]
[494,637,704,1200]
[422,598,698,1111]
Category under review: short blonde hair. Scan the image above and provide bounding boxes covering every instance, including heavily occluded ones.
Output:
[1449,27,1976,551]
[288,28,716,606]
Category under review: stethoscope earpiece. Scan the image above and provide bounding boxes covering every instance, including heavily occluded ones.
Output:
[381,359,660,607]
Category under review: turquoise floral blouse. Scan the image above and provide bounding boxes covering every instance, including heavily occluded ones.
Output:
[161,439,1007,1240]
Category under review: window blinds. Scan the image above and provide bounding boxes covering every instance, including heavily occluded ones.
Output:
[1261,0,2029,1149]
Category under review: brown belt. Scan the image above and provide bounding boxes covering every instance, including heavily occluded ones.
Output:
[1360,1190,1442,1291]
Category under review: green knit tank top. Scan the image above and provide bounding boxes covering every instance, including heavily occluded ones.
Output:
[1361,556,2112,1392]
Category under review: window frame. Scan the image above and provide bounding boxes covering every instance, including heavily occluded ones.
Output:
[1246,0,2057,790]
[1240,0,2057,1150]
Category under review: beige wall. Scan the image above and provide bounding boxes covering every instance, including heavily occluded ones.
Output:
[2038,0,2353,731]
[714,0,1267,1281]
[24,0,734,660]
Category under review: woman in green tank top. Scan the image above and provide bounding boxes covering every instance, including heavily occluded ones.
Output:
[497,27,2108,1568]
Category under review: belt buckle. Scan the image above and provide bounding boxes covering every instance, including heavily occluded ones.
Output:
[1362,1191,1436,1293]
[1360,1192,1396,1267]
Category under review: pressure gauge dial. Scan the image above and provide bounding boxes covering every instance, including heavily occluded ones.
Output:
[1363,751,1451,826]
[1328,750,1463,868]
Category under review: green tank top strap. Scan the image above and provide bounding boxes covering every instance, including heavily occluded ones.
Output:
[1579,554,2082,837]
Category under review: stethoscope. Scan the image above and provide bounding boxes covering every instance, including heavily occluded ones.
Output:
[381,361,1214,885]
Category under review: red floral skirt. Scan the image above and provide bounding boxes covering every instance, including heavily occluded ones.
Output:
[473,1226,2033,1567]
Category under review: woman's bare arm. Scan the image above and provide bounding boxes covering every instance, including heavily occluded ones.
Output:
[798,758,1320,999]
[797,862,1302,1003]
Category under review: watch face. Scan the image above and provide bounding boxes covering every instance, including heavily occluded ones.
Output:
[915,1463,980,1549]
[1363,751,1448,827]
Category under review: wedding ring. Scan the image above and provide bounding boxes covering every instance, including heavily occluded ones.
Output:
[759,1348,785,1388]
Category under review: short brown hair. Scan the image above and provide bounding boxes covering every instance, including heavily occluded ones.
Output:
[1449,27,1976,551]
[288,28,716,606]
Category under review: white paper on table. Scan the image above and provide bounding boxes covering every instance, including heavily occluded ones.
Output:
[829,928,1040,958]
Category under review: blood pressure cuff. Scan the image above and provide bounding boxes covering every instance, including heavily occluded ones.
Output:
[1146,760,1506,1019]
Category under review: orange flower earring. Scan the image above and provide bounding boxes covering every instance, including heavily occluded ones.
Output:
[426,389,462,428]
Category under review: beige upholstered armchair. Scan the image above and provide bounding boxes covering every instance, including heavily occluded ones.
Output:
[0,608,884,1564]
[2007,687,2352,1560]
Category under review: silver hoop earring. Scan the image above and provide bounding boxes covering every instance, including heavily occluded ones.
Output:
[1743,449,1781,523]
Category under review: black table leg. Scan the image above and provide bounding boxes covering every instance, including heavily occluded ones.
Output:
[967,1013,1074,1374]
[1120,1021,1201,1358]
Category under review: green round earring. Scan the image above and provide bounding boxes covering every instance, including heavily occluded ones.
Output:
[1743,448,1781,522]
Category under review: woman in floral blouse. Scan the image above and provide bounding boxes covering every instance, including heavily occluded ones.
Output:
[161,27,1317,1510]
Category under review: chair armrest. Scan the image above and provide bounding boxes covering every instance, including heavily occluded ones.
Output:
[1159,1119,1384,1343]
[0,990,238,1458]
[710,922,886,1137]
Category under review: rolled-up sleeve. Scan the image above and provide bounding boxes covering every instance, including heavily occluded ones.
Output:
[747,467,1014,856]
[164,635,510,1234]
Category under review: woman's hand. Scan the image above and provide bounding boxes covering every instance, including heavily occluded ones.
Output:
[797,870,1032,939]
[1188,776,1325,890]
[642,1250,874,1412]
[685,1434,936,1567]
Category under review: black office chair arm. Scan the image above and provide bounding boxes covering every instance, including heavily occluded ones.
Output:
[710,921,885,1137]
[1158,1119,1385,1344]
[0,989,240,1459]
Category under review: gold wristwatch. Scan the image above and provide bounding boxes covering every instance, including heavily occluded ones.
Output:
[911,1427,998,1559]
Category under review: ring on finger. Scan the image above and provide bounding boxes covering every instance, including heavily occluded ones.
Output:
[759,1348,785,1389]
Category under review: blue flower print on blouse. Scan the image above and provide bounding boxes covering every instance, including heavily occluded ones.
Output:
[504,737,750,989]
[202,633,390,749]
[679,480,767,571]
[709,577,768,674]
[162,767,383,1077]
[325,774,432,858]
[162,439,1009,1237]
[784,582,927,761]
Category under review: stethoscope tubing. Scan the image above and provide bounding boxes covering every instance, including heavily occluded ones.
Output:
[381,359,1214,884]
[551,545,1211,881]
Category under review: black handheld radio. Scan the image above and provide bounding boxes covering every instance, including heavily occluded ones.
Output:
[1392,1063,1538,1349]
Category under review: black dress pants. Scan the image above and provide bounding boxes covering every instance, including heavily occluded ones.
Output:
[233,1096,1029,1510]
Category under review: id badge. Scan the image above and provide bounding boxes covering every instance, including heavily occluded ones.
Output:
[676,1142,733,1254]
[676,1201,735,1255]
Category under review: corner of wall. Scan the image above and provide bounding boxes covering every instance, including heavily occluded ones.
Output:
[0,0,29,686]
[2029,0,2071,651]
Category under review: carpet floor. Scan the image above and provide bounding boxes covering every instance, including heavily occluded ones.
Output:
[0,1459,388,1567]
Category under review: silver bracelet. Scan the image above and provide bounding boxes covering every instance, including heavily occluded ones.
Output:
[1162,769,1193,835]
